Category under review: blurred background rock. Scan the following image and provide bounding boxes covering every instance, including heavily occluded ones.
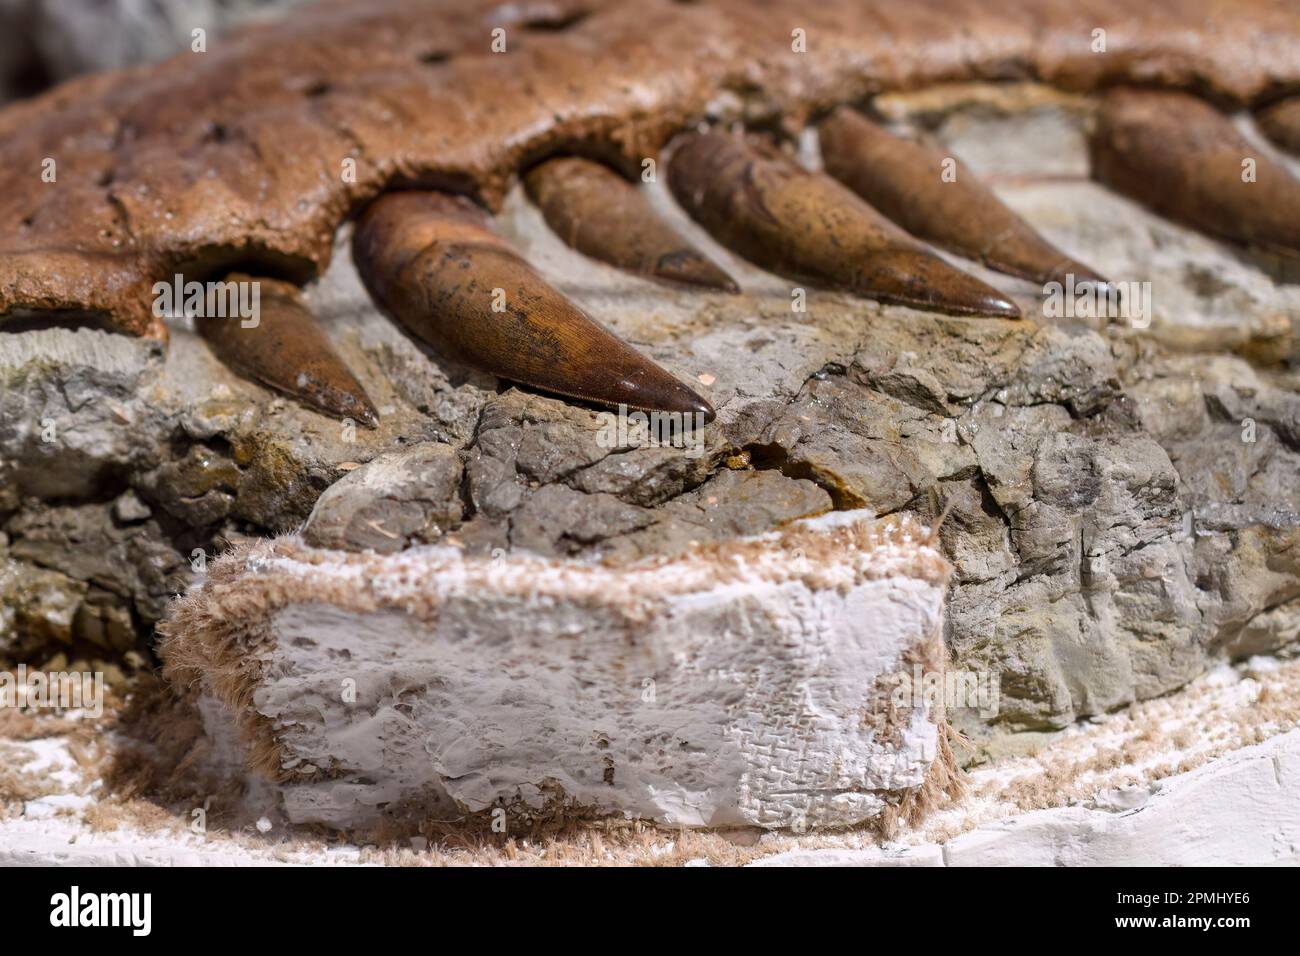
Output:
[0,0,302,104]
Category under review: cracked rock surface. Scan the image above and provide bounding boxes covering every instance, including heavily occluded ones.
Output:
[2,90,1297,745]
[302,442,464,553]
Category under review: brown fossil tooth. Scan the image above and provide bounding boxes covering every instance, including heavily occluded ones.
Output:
[196,274,379,427]
[1257,97,1300,156]
[819,107,1110,291]
[1091,89,1300,254]
[352,191,715,422]
[668,131,1019,319]
[524,157,739,293]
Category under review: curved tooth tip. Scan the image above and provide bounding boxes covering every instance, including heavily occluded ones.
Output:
[526,155,739,294]
[930,265,1021,319]
[613,365,716,425]
[298,372,381,428]
[672,130,1019,317]
[196,285,380,427]
[876,253,1022,318]
[978,292,1022,320]
[1044,263,1121,303]
[354,188,720,424]
[1093,90,1300,254]
[654,252,741,293]
[922,275,1020,318]
[689,394,717,426]
[946,294,1020,319]
[342,393,381,429]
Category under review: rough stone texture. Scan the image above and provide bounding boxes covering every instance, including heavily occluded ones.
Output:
[6,501,190,628]
[4,651,1294,863]
[0,297,451,662]
[0,560,86,656]
[752,728,1300,866]
[302,442,463,553]
[161,514,953,832]
[939,339,1300,734]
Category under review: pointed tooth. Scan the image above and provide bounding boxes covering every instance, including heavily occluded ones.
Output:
[352,191,714,421]
[1091,90,1300,254]
[1257,97,1300,156]
[649,249,741,293]
[668,131,1019,318]
[820,107,1109,289]
[866,249,1023,319]
[196,274,379,427]
[524,157,738,292]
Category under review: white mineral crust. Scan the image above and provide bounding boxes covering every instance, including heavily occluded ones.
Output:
[170,512,952,831]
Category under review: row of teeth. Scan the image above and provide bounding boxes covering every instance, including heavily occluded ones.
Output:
[196,87,1300,426]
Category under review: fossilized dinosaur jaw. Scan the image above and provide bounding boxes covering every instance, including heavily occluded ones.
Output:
[4,0,1300,337]
[819,106,1111,292]
[1091,89,1300,256]
[1257,97,1300,156]
[195,274,379,427]
[668,130,1021,318]
[352,190,715,422]
[524,156,739,292]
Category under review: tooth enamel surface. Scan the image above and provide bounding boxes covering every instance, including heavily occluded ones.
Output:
[161,513,953,831]
[351,190,711,415]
